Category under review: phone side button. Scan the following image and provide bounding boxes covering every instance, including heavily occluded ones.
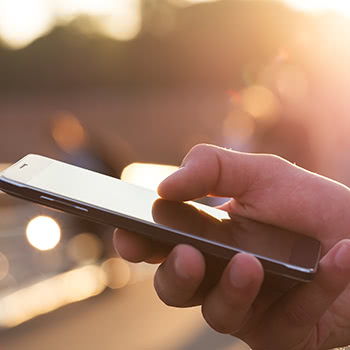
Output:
[73,205,88,213]
[40,195,55,202]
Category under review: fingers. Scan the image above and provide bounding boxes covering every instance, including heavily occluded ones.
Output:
[158,144,350,244]
[113,229,170,263]
[250,239,350,349]
[201,253,264,334]
[154,244,206,307]
[158,143,273,201]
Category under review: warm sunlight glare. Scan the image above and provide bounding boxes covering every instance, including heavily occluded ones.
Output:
[0,265,105,328]
[101,258,131,289]
[57,0,141,40]
[26,216,61,251]
[0,0,141,48]
[0,0,54,48]
[121,163,179,190]
[283,0,350,17]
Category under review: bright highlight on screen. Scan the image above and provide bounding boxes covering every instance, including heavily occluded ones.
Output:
[121,163,179,190]
[26,216,61,251]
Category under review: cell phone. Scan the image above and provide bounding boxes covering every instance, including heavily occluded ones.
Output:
[0,154,321,282]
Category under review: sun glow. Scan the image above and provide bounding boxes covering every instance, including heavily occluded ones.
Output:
[283,0,350,17]
[0,0,54,48]
[0,0,141,49]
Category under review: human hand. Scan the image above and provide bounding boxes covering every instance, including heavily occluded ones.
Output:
[114,144,350,349]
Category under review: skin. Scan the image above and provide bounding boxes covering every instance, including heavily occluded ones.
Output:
[113,144,350,350]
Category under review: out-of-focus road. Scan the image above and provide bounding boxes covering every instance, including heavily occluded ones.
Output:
[0,278,249,350]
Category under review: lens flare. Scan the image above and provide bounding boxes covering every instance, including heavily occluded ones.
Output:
[101,258,131,289]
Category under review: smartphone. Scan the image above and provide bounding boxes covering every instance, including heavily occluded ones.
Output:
[0,154,321,282]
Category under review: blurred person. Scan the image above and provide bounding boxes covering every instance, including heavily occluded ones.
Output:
[114,144,350,350]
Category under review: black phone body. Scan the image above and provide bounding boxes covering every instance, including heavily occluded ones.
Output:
[0,154,321,282]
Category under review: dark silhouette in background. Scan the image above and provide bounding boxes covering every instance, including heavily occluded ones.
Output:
[0,1,307,91]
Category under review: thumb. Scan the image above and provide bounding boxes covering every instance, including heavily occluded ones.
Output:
[157,144,350,243]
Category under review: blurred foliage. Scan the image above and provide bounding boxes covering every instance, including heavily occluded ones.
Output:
[0,0,308,91]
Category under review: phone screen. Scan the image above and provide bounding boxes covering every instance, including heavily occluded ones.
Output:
[0,155,321,280]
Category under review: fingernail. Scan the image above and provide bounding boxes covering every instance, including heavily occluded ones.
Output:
[174,255,191,280]
[229,258,251,289]
[335,241,350,269]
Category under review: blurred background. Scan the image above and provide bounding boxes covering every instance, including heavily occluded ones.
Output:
[0,0,350,349]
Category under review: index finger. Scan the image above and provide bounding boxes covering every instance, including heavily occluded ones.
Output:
[158,144,350,244]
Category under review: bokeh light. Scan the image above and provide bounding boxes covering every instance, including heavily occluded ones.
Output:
[51,112,87,153]
[222,110,256,146]
[241,85,281,123]
[67,233,104,265]
[0,265,106,328]
[101,258,131,289]
[26,216,61,251]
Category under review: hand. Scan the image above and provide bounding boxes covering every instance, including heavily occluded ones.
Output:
[114,144,350,349]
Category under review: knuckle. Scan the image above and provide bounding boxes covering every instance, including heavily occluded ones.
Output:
[153,265,192,307]
[184,143,218,163]
[284,302,314,328]
[201,306,232,334]
[201,305,243,335]
[153,277,179,307]
[188,143,213,155]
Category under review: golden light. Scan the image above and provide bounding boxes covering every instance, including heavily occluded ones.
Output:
[0,163,11,172]
[56,0,142,41]
[275,64,308,104]
[282,0,350,17]
[121,163,179,190]
[241,85,281,123]
[51,112,87,153]
[101,258,131,289]
[0,0,54,49]
[171,0,219,5]
[26,216,61,251]
[67,233,104,265]
[0,0,141,49]
[222,110,256,144]
[0,253,9,281]
[0,265,106,328]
